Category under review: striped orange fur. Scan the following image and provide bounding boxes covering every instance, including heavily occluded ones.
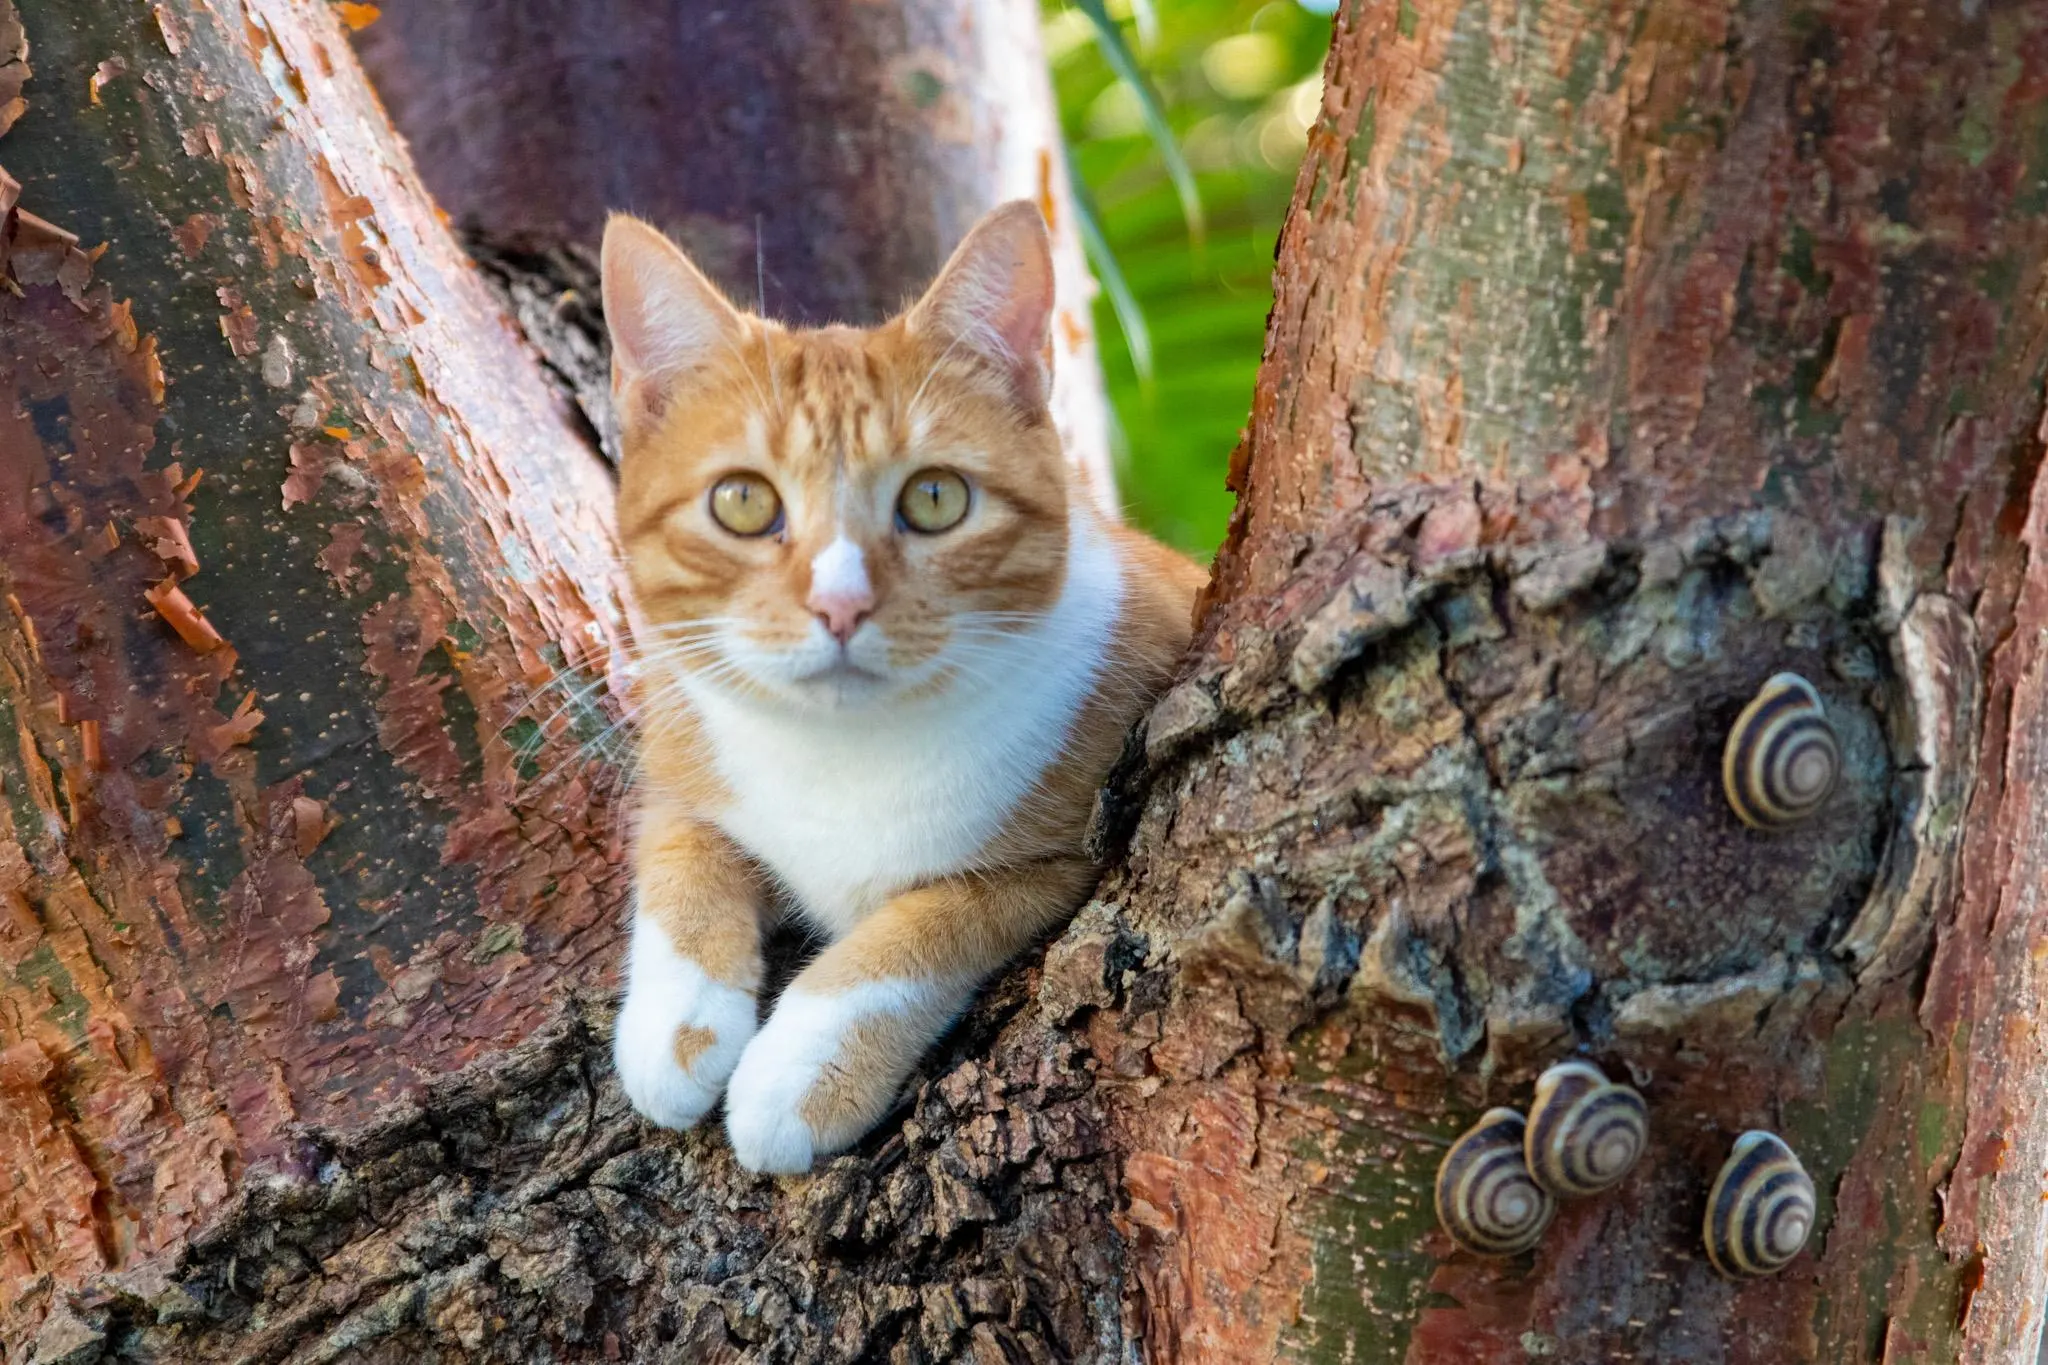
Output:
[604,202,1205,1172]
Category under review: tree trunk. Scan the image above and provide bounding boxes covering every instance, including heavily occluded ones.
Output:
[1,1,1114,1361]
[9,0,2048,1362]
[0,0,632,1352]
[1090,0,2048,1357]
[349,0,1118,503]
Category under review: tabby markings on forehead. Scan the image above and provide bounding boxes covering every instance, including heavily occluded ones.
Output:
[783,407,819,465]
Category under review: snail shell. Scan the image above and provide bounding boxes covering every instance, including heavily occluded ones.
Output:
[1436,1108,1556,1256]
[1723,672,1841,829]
[1524,1060,1649,1197]
[1704,1130,1816,1278]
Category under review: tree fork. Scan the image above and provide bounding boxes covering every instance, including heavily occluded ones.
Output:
[0,1,1130,1360]
[9,0,2048,1361]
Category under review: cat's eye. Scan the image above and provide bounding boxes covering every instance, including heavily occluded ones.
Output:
[708,473,782,537]
[897,468,970,534]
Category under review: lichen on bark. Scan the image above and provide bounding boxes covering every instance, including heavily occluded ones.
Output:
[1,0,628,1339]
[11,0,2048,1358]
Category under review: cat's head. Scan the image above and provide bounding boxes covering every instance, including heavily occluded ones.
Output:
[602,202,1078,712]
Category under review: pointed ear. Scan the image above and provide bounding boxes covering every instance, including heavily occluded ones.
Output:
[600,214,746,418]
[905,201,1056,410]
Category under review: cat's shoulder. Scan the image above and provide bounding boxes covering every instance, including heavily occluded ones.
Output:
[1106,521,1207,661]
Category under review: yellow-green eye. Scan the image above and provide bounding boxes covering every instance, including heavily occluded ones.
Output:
[897,468,970,534]
[708,473,782,536]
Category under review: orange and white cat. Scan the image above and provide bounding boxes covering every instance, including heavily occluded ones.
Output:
[602,201,1204,1173]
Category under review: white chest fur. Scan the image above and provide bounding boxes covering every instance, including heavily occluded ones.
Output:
[679,512,1124,938]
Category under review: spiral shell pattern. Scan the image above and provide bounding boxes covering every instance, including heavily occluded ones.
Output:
[1703,1131,1816,1278]
[1524,1060,1649,1198]
[1722,673,1841,829]
[1435,1108,1556,1256]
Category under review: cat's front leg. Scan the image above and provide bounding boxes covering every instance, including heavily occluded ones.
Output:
[614,809,766,1129]
[725,860,1094,1173]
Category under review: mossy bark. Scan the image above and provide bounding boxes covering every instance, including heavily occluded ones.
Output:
[1093,0,2048,1356]
[9,0,2048,1360]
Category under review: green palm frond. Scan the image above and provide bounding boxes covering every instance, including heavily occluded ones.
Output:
[1127,0,1159,48]
[1071,0,1205,241]
[1070,174,1153,386]
[1050,0,1336,555]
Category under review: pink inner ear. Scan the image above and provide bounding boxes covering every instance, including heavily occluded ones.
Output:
[913,203,1056,405]
[960,251,1053,365]
[601,217,744,397]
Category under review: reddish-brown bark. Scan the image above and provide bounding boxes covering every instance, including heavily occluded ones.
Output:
[0,0,627,1342]
[1092,0,2048,1356]
[2,3,1132,1361]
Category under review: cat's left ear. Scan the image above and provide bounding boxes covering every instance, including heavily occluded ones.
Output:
[906,201,1056,411]
[601,214,747,421]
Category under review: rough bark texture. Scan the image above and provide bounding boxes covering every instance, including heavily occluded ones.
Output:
[0,0,633,1351]
[350,0,1118,502]
[12,0,2048,1360]
[2,2,1129,1362]
[1090,0,2048,1356]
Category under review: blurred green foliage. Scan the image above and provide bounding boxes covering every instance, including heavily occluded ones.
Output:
[1046,0,1336,557]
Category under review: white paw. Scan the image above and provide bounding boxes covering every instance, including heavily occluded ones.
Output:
[613,916,757,1130]
[724,1077,818,1174]
[725,979,953,1175]
[723,996,827,1174]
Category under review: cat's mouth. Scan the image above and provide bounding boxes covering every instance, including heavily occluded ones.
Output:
[793,657,884,685]
[783,654,893,705]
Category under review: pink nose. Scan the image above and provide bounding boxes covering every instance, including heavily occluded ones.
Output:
[808,589,874,645]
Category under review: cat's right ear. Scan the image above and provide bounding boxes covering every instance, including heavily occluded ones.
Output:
[600,215,745,421]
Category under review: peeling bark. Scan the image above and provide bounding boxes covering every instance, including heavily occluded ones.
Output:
[10,0,2048,1360]
[3,1,1128,1360]
[0,0,629,1347]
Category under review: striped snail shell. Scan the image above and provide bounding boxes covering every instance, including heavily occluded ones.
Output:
[1435,1108,1556,1256]
[1703,1130,1816,1278]
[1524,1060,1649,1197]
[1722,672,1841,829]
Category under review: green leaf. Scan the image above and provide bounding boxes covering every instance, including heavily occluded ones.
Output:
[1071,172,1154,385]
[1128,0,1159,49]
[1072,0,1206,241]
